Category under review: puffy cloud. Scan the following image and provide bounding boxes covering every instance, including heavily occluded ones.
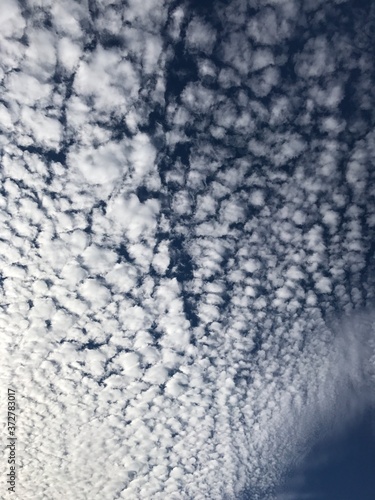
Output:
[185,17,217,54]
[1,1,374,500]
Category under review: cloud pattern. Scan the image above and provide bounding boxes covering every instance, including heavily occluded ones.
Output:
[0,0,374,499]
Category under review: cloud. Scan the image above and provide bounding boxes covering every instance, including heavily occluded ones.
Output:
[69,141,127,185]
[0,0,374,499]
[185,17,217,54]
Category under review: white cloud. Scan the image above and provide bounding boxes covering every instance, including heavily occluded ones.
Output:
[185,17,217,54]
[0,0,25,38]
[294,36,336,79]
[250,189,265,206]
[57,37,82,72]
[79,279,112,308]
[108,193,160,241]
[23,28,57,81]
[152,240,170,274]
[51,0,86,38]
[0,1,374,500]
[69,141,126,185]
[20,108,63,150]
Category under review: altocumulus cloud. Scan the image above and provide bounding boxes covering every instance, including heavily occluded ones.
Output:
[0,0,374,499]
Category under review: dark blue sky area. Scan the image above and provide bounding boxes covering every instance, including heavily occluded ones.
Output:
[277,410,375,500]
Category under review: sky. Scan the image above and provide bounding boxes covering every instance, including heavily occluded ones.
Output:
[276,408,375,500]
[0,0,374,499]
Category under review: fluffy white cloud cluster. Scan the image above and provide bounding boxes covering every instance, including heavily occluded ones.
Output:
[0,0,374,499]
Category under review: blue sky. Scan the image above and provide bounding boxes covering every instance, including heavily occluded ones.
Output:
[277,409,375,500]
[0,0,374,499]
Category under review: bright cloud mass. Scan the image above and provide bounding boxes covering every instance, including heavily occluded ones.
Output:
[0,0,374,499]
